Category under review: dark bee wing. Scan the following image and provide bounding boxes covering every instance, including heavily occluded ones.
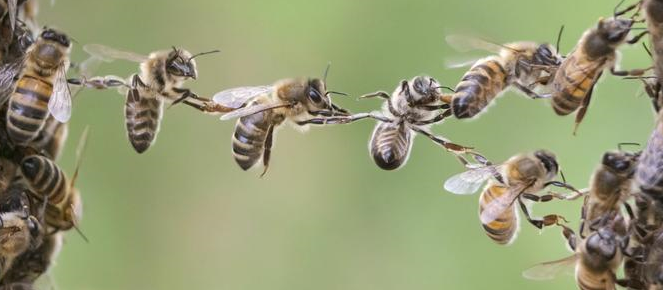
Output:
[522,254,577,280]
[479,183,528,224]
[219,102,291,121]
[444,165,503,195]
[0,58,24,105]
[83,44,149,63]
[213,86,274,109]
[637,117,663,193]
[48,65,72,123]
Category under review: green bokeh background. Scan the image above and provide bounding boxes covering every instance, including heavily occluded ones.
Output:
[37,0,654,289]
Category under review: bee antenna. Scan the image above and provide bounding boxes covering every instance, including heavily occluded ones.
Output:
[70,126,90,190]
[188,49,221,61]
[614,0,627,18]
[434,86,456,93]
[560,170,567,184]
[555,25,565,53]
[325,91,348,96]
[617,142,640,151]
[73,223,89,243]
[643,42,653,58]
[323,62,331,83]
[69,36,79,45]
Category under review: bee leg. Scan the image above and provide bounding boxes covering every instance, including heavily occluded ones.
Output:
[360,91,390,100]
[573,79,597,135]
[410,127,473,153]
[613,1,641,17]
[411,109,452,126]
[330,103,349,114]
[517,197,565,229]
[259,125,274,178]
[610,65,651,77]
[297,113,391,125]
[511,82,550,99]
[558,223,577,251]
[417,104,450,111]
[627,30,649,45]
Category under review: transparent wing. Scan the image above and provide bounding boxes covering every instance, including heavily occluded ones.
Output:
[522,255,577,280]
[0,58,24,105]
[83,44,148,63]
[479,183,528,224]
[48,66,72,123]
[213,86,274,109]
[444,55,486,69]
[444,165,501,195]
[76,55,105,78]
[445,34,506,54]
[220,102,291,121]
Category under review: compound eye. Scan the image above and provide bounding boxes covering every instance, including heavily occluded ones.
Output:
[308,88,322,103]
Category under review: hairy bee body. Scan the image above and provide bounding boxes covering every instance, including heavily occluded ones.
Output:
[479,184,519,244]
[645,0,663,82]
[125,85,163,153]
[6,29,70,145]
[27,116,67,161]
[1,232,61,285]
[369,121,412,170]
[19,155,80,231]
[636,112,663,200]
[575,226,625,290]
[232,98,281,170]
[452,57,507,118]
[0,183,41,280]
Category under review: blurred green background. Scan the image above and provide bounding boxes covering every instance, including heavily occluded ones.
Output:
[38,0,655,289]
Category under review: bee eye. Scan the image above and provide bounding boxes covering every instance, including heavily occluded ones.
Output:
[308,89,322,103]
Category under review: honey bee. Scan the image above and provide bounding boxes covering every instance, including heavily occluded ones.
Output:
[636,111,663,202]
[444,150,577,245]
[1,232,62,286]
[549,8,648,134]
[361,76,476,170]
[213,67,354,176]
[579,149,639,237]
[444,32,563,119]
[26,115,67,161]
[644,0,663,85]
[0,182,42,280]
[523,216,629,290]
[77,44,220,153]
[18,127,86,237]
[5,28,72,146]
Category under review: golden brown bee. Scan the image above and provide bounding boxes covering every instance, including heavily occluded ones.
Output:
[580,149,639,237]
[26,115,67,161]
[444,150,577,245]
[1,232,62,286]
[362,76,475,170]
[0,182,42,280]
[549,10,648,134]
[523,216,629,290]
[445,34,563,119]
[213,71,352,176]
[77,44,219,153]
[5,28,72,146]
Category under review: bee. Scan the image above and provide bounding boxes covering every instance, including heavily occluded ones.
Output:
[213,67,355,176]
[644,0,663,85]
[549,7,648,134]
[5,28,72,146]
[18,127,86,237]
[77,44,220,153]
[444,150,577,245]
[0,0,19,57]
[361,76,476,170]
[636,111,663,202]
[444,32,563,119]
[523,216,629,290]
[26,115,67,161]
[0,182,42,280]
[1,232,62,286]
[579,149,639,237]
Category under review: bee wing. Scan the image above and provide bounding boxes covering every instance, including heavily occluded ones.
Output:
[445,34,505,54]
[444,165,501,195]
[213,86,274,109]
[48,66,72,123]
[83,44,149,63]
[444,56,485,69]
[479,183,528,224]
[219,102,291,121]
[7,0,16,32]
[0,58,24,105]
[522,255,578,280]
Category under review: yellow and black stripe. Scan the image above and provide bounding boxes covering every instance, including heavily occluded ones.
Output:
[451,59,508,119]
[479,185,518,245]
[232,110,271,171]
[125,88,163,154]
[369,121,411,170]
[29,115,67,161]
[551,56,602,115]
[6,75,52,145]
[20,155,67,206]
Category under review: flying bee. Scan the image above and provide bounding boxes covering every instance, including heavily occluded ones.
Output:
[0,182,43,280]
[523,216,630,290]
[361,76,478,170]
[213,66,356,176]
[549,6,649,134]
[18,127,87,238]
[444,150,578,245]
[444,31,563,119]
[4,28,72,146]
[1,231,62,286]
[578,149,639,237]
[73,44,220,153]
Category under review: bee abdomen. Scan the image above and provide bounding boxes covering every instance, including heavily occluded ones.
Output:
[125,91,163,154]
[576,269,610,290]
[29,116,68,161]
[7,77,52,145]
[452,60,507,118]
[552,70,596,115]
[369,122,411,170]
[232,113,269,171]
[479,185,518,245]
[20,155,67,205]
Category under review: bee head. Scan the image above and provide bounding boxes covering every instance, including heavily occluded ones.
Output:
[598,17,633,44]
[410,76,444,104]
[601,151,638,175]
[306,78,328,106]
[533,43,561,66]
[166,47,198,80]
[40,28,71,47]
[26,215,41,239]
[534,150,559,177]
[585,226,618,260]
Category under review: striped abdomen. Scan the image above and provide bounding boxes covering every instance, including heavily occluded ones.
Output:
[575,267,613,290]
[232,110,272,171]
[636,118,663,200]
[551,55,603,115]
[646,0,663,81]
[479,185,518,245]
[451,59,507,119]
[369,121,412,170]
[125,88,163,153]
[28,115,68,161]
[6,75,53,145]
[20,155,68,209]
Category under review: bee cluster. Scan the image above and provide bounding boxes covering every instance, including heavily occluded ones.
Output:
[2,0,663,289]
